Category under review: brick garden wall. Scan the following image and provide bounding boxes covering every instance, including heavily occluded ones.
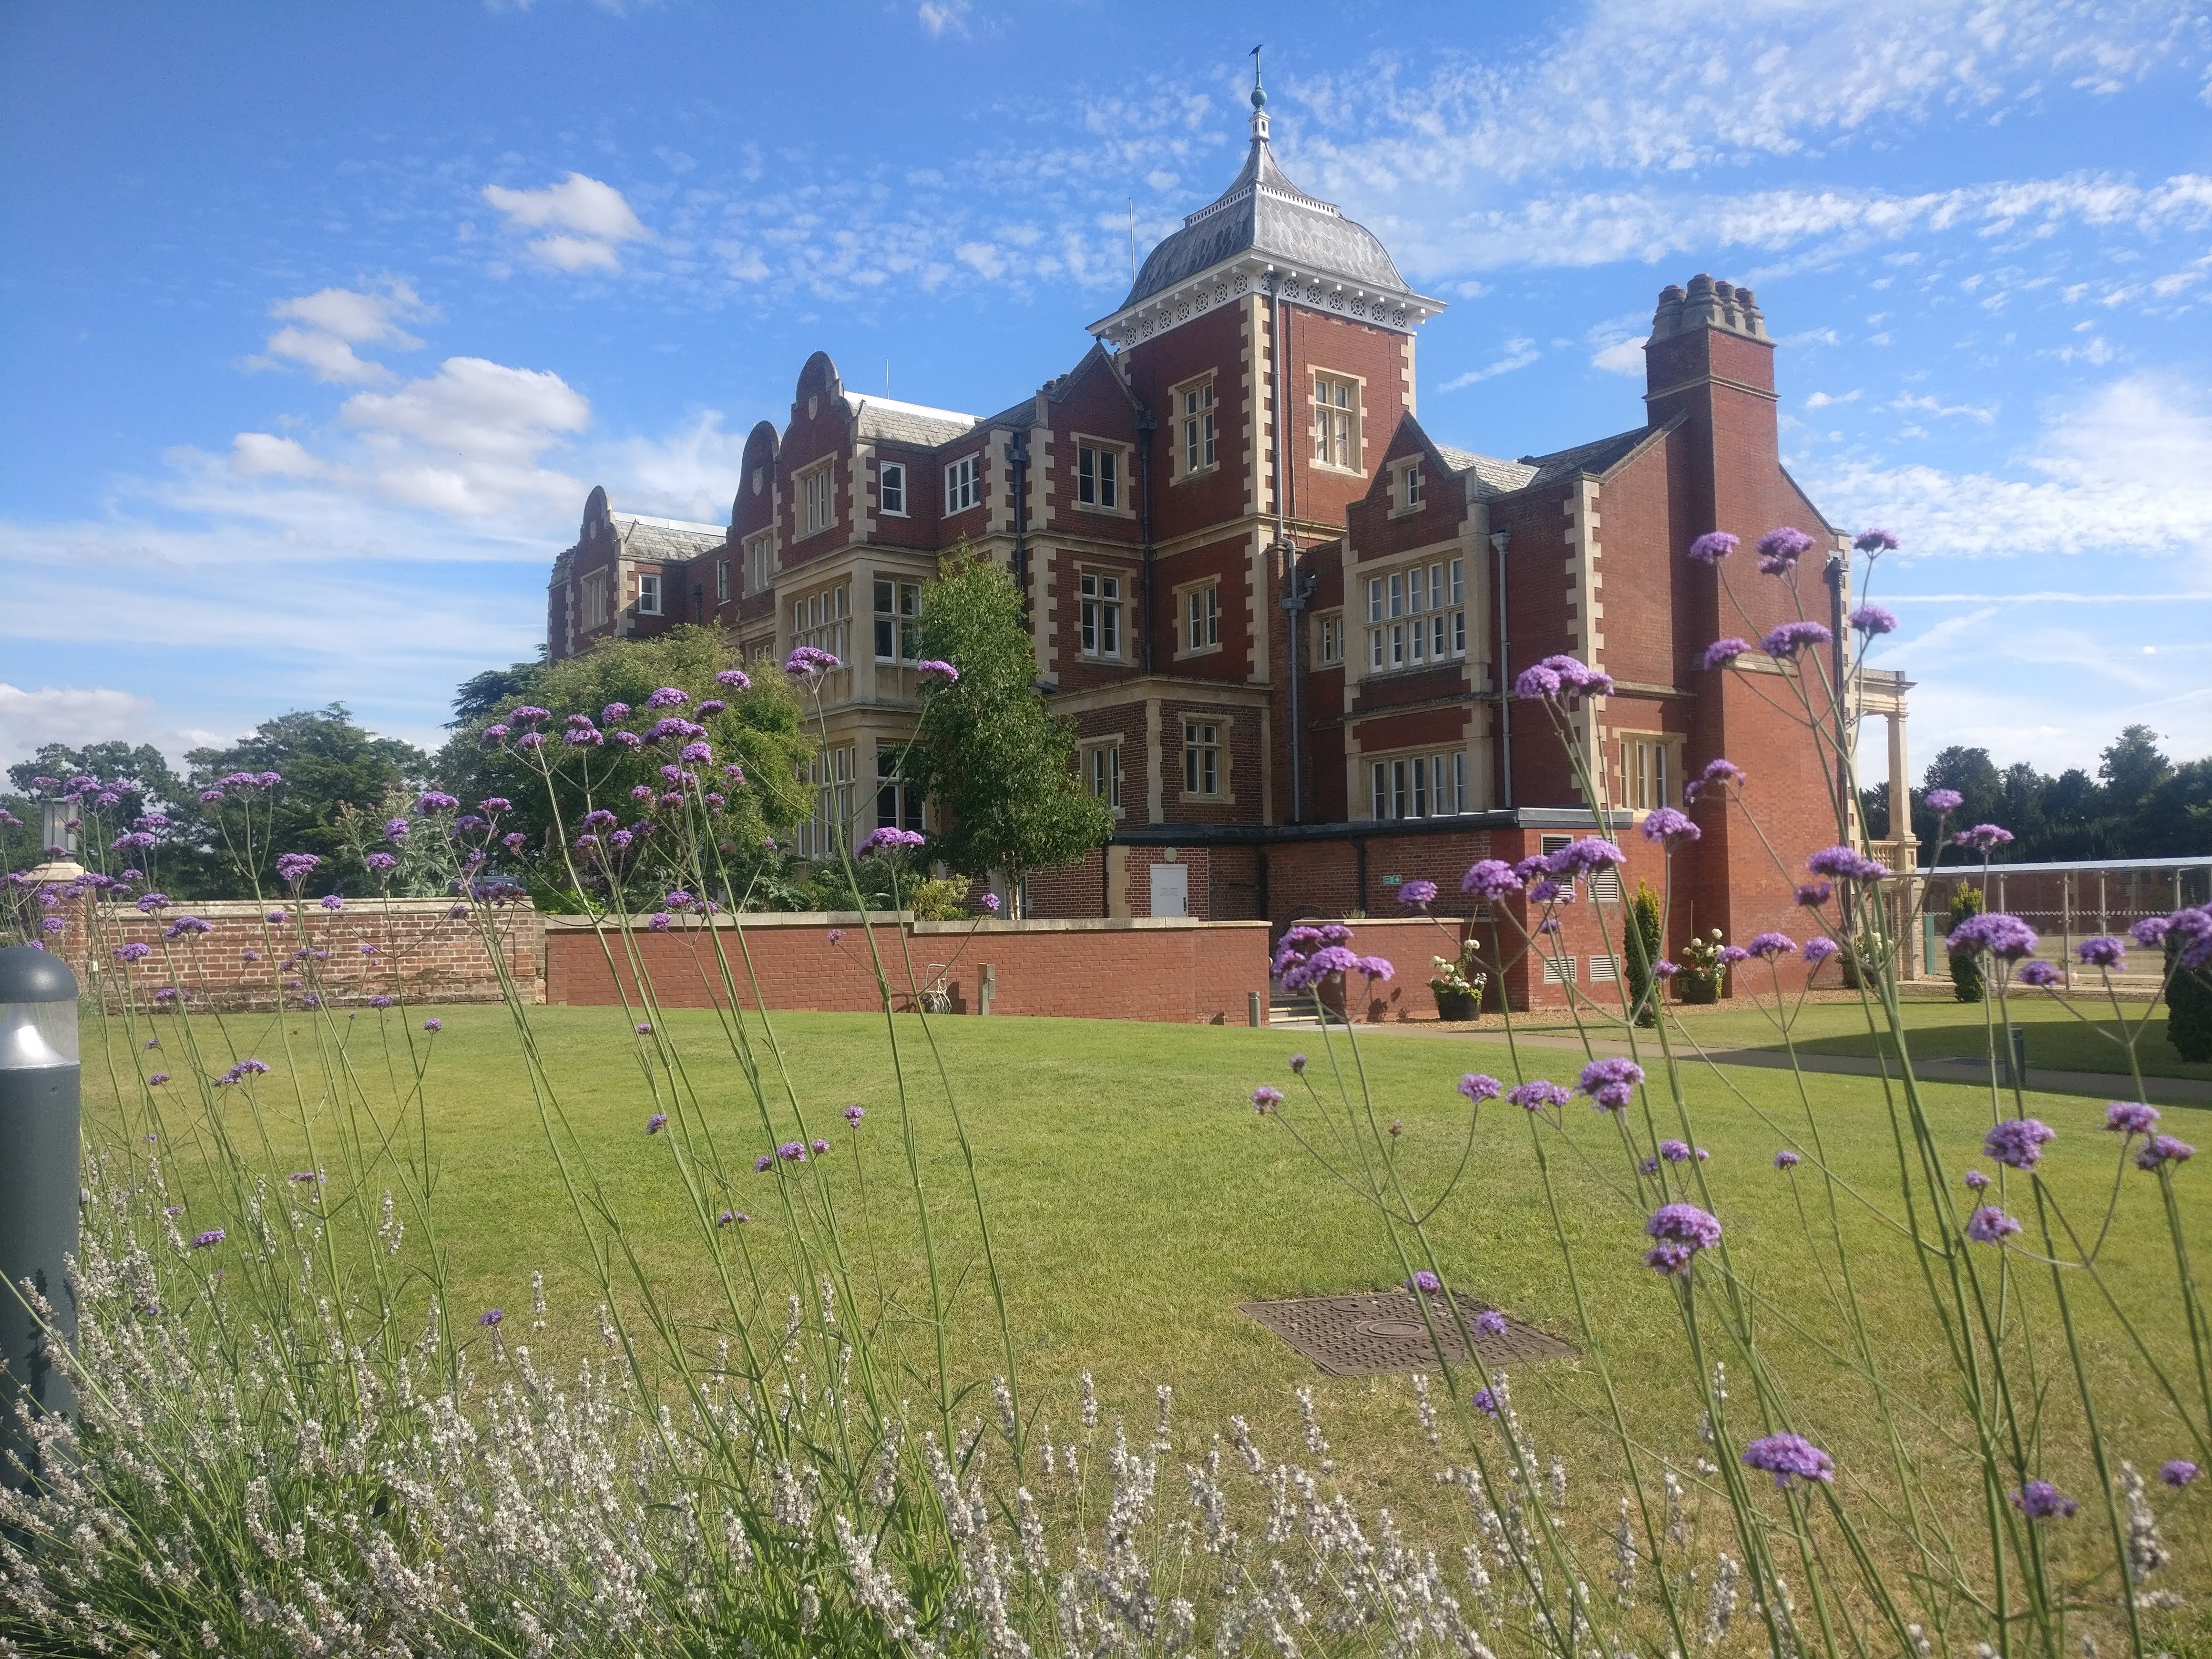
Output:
[51,897,542,1013]
[543,913,1272,1025]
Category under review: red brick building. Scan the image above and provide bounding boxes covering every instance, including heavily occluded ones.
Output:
[543,80,1901,1007]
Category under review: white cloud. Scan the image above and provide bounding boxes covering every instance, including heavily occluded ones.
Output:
[336,357,592,518]
[1591,337,1644,374]
[229,433,327,479]
[0,685,163,773]
[1890,392,1996,423]
[1812,373,2212,567]
[1441,337,1539,390]
[246,279,431,385]
[1805,389,1861,408]
[482,173,649,272]
[917,0,970,36]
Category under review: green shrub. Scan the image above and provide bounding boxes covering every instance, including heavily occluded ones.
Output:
[2168,942,2212,1062]
[1947,885,1987,1003]
[1626,879,1663,1026]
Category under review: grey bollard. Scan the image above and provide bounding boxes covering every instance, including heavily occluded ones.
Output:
[978,963,995,1016]
[1249,991,1263,1028]
[0,944,82,1492]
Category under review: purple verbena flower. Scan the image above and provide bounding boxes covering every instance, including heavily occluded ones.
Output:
[842,1104,865,1125]
[716,669,752,690]
[1967,1206,2021,1244]
[2137,1135,2194,1171]
[1847,605,1899,635]
[1458,1074,1501,1103]
[786,646,841,677]
[1645,1203,1722,1273]
[416,791,460,814]
[1659,1139,1693,1163]
[2162,1460,2200,1487]
[1397,878,1438,906]
[859,827,926,857]
[2104,1102,2159,1136]
[191,1229,225,1249]
[1289,1053,1308,1075]
[1578,1056,1645,1111]
[1353,955,1394,981]
[1742,1433,1834,1488]
[2076,936,2126,969]
[1802,937,1841,965]
[1641,807,1700,844]
[915,659,959,682]
[1774,1149,1801,1169]
[1965,1168,1990,1191]
[1702,637,1752,670]
[1687,531,1738,564]
[778,1141,807,1163]
[1763,620,1833,657]
[1251,1086,1284,1113]
[1508,1080,1572,1111]
[1923,788,1963,812]
[1716,945,1749,967]
[1953,822,2015,852]
[422,1018,442,1032]
[644,687,688,710]
[2011,1481,2078,1520]
[1475,1309,1507,1337]
[645,1113,668,1134]
[1755,525,1814,573]
[1985,1118,2055,1170]
[2016,961,2062,988]
[1472,1388,1500,1416]
[1854,527,1899,553]
[1405,1270,1442,1293]
[114,942,152,963]
[1806,845,1889,882]
[1746,931,1796,960]
[1946,912,2038,961]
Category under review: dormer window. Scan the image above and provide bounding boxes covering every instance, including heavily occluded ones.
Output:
[1390,458,1423,515]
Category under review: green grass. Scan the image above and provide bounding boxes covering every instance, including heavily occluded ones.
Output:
[83,995,2212,1607]
[1514,991,2212,1082]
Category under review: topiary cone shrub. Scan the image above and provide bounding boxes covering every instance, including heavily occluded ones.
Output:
[2168,940,2212,1062]
[1947,884,1987,1003]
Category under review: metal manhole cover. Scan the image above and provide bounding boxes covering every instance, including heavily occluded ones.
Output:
[1239,1290,1576,1376]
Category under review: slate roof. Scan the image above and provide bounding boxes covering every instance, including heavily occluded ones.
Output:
[1120,137,1414,310]
[613,513,727,561]
[843,394,979,448]
[1514,425,1668,490]
[1432,445,1539,497]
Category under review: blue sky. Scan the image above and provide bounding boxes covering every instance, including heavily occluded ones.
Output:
[2,0,2208,783]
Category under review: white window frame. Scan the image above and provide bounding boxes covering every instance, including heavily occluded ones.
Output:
[799,461,836,538]
[1312,372,1361,471]
[790,582,851,665]
[1619,734,1681,814]
[1180,582,1219,655]
[1367,749,1469,821]
[580,570,610,629]
[873,577,922,663]
[879,461,908,517]
[745,531,774,595]
[799,745,857,860]
[1079,569,1123,660]
[944,454,981,514]
[1084,740,1124,814]
[1313,611,1343,666]
[1391,458,1423,514]
[715,559,731,604]
[1182,721,1221,797]
[1363,557,1465,674]
[1175,377,1217,478]
[1076,441,1124,511]
[876,747,922,833]
[637,572,663,616]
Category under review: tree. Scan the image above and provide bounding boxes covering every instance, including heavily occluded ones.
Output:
[2099,725,2171,812]
[433,625,811,908]
[7,741,219,894]
[1946,886,1986,1004]
[187,707,430,896]
[906,548,1113,916]
[1625,880,1663,1027]
[450,657,545,728]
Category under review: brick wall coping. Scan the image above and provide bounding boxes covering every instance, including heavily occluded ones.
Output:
[543,911,1269,935]
[83,897,503,919]
[1110,809,1632,846]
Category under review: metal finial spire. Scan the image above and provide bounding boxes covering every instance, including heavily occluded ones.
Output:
[1250,44,1266,109]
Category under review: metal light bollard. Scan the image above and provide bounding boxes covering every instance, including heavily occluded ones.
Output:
[0,945,81,1492]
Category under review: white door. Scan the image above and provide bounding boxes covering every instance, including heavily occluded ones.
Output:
[1149,862,1188,919]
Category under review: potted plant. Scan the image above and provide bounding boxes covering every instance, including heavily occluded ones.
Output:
[1428,943,1488,1023]
[1677,928,1727,1004]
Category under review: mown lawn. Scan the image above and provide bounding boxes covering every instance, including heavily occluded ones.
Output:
[82,994,2212,1614]
[1513,990,2210,1082]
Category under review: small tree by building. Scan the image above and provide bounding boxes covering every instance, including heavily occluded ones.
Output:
[906,547,1113,917]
